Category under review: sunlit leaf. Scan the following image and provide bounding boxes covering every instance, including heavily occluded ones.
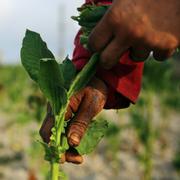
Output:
[21,30,54,82]
[76,119,108,155]
[59,57,76,90]
[38,60,67,115]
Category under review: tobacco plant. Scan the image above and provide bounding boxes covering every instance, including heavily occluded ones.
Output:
[21,4,110,180]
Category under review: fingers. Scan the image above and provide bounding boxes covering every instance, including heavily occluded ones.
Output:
[100,38,128,69]
[153,49,176,61]
[88,13,113,52]
[88,9,131,69]
[39,103,54,143]
[65,152,83,165]
[39,101,74,144]
[65,93,83,121]
[130,32,176,61]
[65,148,83,164]
[67,86,107,147]
[146,30,178,61]
[60,149,83,165]
[65,105,73,121]
[40,79,107,165]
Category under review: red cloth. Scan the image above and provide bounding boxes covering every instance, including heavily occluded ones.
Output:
[72,0,144,109]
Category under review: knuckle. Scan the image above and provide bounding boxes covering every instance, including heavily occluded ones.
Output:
[69,94,81,110]
[166,39,178,50]
[159,38,178,50]
[146,32,178,51]
[92,90,107,107]
[129,25,145,39]
[106,8,122,27]
[139,15,148,25]
[93,89,105,100]
[85,86,106,103]
[84,86,94,94]
[145,34,161,50]
[101,52,109,63]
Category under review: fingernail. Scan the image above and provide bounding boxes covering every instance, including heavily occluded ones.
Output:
[69,133,80,147]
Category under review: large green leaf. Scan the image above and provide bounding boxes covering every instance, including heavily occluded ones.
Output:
[59,57,76,90]
[21,29,54,82]
[38,59,67,115]
[75,119,108,155]
[68,53,99,97]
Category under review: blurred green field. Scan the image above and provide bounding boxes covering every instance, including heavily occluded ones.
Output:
[0,57,179,180]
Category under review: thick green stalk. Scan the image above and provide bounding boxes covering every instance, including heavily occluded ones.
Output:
[50,54,100,180]
[68,53,99,97]
[50,104,68,180]
[55,109,67,146]
[51,162,59,180]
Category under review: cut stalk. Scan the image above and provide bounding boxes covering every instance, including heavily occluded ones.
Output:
[50,54,100,179]
[50,106,68,180]
[51,162,59,180]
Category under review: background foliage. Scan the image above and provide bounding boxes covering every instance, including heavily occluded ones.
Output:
[0,55,179,179]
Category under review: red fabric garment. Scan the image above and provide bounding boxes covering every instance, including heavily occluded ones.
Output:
[72,0,144,109]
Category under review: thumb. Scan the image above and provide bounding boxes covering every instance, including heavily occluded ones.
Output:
[67,86,107,147]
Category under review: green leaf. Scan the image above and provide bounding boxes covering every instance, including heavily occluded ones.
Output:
[80,35,89,47]
[79,5,109,23]
[38,141,53,162]
[75,119,108,155]
[21,29,54,82]
[68,53,100,97]
[72,5,109,29]
[60,57,76,90]
[38,59,67,114]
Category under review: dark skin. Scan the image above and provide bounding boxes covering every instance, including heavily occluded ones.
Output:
[40,0,180,164]
[89,0,180,68]
[40,77,108,164]
[40,77,130,164]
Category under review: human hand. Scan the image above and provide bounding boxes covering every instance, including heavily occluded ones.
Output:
[39,77,108,164]
[89,0,180,68]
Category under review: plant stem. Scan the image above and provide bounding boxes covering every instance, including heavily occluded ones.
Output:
[50,54,100,179]
[50,103,69,180]
[51,162,59,180]
[56,114,65,146]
